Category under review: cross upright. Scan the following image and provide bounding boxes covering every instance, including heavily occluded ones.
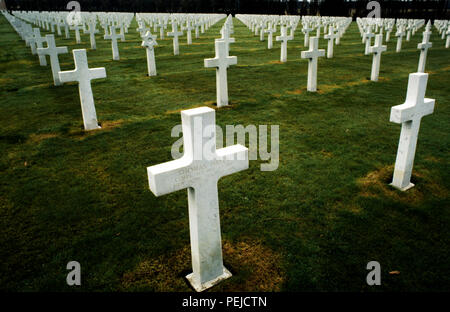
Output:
[218,25,235,56]
[275,25,293,62]
[364,27,375,55]
[204,40,237,107]
[265,22,275,49]
[167,22,183,55]
[183,20,194,45]
[25,28,38,55]
[301,36,325,92]
[58,49,106,131]
[33,28,47,66]
[390,73,435,191]
[324,25,338,58]
[157,20,166,39]
[142,31,158,76]
[36,34,68,86]
[417,21,432,73]
[445,25,450,48]
[302,23,313,47]
[369,34,387,81]
[86,21,99,50]
[104,26,122,60]
[396,26,405,52]
[147,107,248,292]
[70,23,82,44]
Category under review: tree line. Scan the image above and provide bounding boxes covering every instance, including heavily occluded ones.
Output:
[4,0,450,19]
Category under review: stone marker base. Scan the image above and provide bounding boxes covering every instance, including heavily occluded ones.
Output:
[390,182,415,192]
[186,267,232,292]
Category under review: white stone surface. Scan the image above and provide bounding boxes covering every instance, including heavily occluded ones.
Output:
[301,36,325,92]
[167,22,183,55]
[141,31,158,76]
[104,26,121,60]
[147,107,248,292]
[324,26,338,58]
[59,49,106,131]
[275,26,293,62]
[369,34,387,82]
[204,40,237,107]
[36,34,68,86]
[390,73,435,191]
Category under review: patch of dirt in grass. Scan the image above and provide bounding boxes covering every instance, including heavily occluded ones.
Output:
[318,77,390,94]
[286,89,303,95]
[99,119,125,130]
[121,240,285,291]
[28,133,58,144]
[269,60,283,64]
[357,165,447,204]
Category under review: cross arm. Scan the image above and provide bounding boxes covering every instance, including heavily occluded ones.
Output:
[215,145,249,178]
[390,98,435,124]
[227,56,237,66]
[89,68,107,80]
[59,69,80,83]
[204,57,219,68]
[147,158,192,196]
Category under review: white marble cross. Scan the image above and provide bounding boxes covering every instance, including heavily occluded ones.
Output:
[104,26,121,60]
[301,36,325,92]
[396,26,405,52]
[417,21,432,73]
[445,26,450,48]
[147,107,248,292]
[142,31,158,76]
[86,21,99,50]
[364,28,375,55]
[33,28,47,66]
[390,73,435,191]
[184,20,193,45]
[204,40,237,107]
[36,34,68,86]
[70,24,82,44]
[302,24,313,47]
[324,26,338,58]
[218,26,235,56]
[168,23,183,55]
[264,23,275,49]
[58,49,106,131]
[275,26,293,62]
[369,34,387,82]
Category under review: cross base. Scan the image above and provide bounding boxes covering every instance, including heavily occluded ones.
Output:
[389,182,415,192]
[186,267,232,292]
[86,125,102,131]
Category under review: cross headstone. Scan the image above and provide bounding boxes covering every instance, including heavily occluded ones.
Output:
[264,23,275,49]
[275,25,293,62]
[58,49,106,131]
[104,26,121,60]
[390,73,435,191]
[184,20,193,45]
[142,31,158,76]
[369,34,387,82]
[204,40,237,107]
[396,26,405,52]
[302,24,313,47]
[86,21,99,50]
[36,34,68,86]
[147,106,248,292]
[324,26,338,58]
[445,26,450,48]
[167,23,183,55]
[417,21,432,73]
[33,28,47,66]
[70,24,82,44]
[301,36,325,92]
[218,26,235,56]
[364,27,375,55]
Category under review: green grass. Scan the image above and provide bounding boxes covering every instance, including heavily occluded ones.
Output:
[0,15,449,292]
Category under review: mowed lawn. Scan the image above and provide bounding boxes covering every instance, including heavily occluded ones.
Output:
[0,14,449,292]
